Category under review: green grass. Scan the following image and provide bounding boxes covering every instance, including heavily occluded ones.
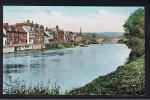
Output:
[68,56,144,95]
[3,79,60,95]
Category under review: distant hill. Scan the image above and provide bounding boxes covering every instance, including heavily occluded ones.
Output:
[99,32,123,37]
[83,32,123,38]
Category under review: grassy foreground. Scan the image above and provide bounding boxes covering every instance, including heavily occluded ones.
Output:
[3,79,61,95]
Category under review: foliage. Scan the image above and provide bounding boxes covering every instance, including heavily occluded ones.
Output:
[3,79,60,95]
[125,36,144,63]
[123,8,145,62]
[126,36,144,49]
[62,42,75,48]
[45,43,61,50]
[91,33,97,38]
[123,8,144,39]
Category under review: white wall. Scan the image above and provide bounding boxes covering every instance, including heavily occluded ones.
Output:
[3,37,7,46]
[44,37,49,43]
[23,26,30,44]
[3,46,15,53]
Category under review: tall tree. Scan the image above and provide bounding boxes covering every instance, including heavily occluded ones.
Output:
[123,8,144,39]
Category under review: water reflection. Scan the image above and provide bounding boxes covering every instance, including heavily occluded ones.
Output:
[3,69,25,74]
[3,64,26,74]
[51,59,61,62]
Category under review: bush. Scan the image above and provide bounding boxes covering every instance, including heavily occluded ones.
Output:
[62,42,74,48]
[126,36,144,49]
[128,48,144,62]
[125,36,144,62]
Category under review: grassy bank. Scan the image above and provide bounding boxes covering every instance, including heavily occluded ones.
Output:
[3,79,60,95]
[68,55,144,95]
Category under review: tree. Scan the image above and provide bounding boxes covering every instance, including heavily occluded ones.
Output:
[123,8,144,39]
[91,33,97,38]
[123,8,145,61]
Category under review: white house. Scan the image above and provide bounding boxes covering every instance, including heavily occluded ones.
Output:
[68,32,76,42]
[44,30,54,43]
[23,25,36,44]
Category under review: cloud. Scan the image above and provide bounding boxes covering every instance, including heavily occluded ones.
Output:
[50,11,64,16]
[98,9,106,14]
[3,9,128,32]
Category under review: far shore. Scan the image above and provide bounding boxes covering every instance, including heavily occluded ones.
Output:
[3,42,121,54]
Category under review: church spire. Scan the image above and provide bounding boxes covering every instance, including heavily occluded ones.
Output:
[80,27,82,34]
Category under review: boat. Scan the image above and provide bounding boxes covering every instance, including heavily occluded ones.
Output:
[79,44,88,47]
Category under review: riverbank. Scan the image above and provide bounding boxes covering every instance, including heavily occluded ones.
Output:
[3,42,76,54]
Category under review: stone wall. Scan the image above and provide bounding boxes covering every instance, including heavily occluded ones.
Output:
[3,46,15,53]
[3,44,44,54]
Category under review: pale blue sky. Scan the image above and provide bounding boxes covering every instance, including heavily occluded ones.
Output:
[3,6,143,32]
[4,6,141,16]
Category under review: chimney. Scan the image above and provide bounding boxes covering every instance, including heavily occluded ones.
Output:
[27,20,30,23]
[56,25,59,30]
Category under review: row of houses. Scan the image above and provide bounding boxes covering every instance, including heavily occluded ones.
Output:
[3,20,83,46]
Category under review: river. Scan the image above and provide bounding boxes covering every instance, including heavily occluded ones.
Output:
[3,44,131,93]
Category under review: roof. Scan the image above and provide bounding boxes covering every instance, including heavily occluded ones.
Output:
[44,30,53,37]
[3,33,7,37]
[3,24,27,33]
[16,26,26,33]
[3,26,10,31]
[23,26,36,33]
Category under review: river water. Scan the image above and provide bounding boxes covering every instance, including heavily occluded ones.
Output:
[3,44,131,93]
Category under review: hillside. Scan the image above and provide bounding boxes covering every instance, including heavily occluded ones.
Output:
[83,32,123,38]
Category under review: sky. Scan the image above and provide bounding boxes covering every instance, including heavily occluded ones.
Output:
[3,6,143,32]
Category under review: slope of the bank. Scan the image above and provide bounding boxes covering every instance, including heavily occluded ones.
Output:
[68,55,144,95]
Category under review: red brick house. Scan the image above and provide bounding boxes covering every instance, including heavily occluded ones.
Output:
[53,25,65,43]
[3,23,27,45]
[34,25,45,44]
